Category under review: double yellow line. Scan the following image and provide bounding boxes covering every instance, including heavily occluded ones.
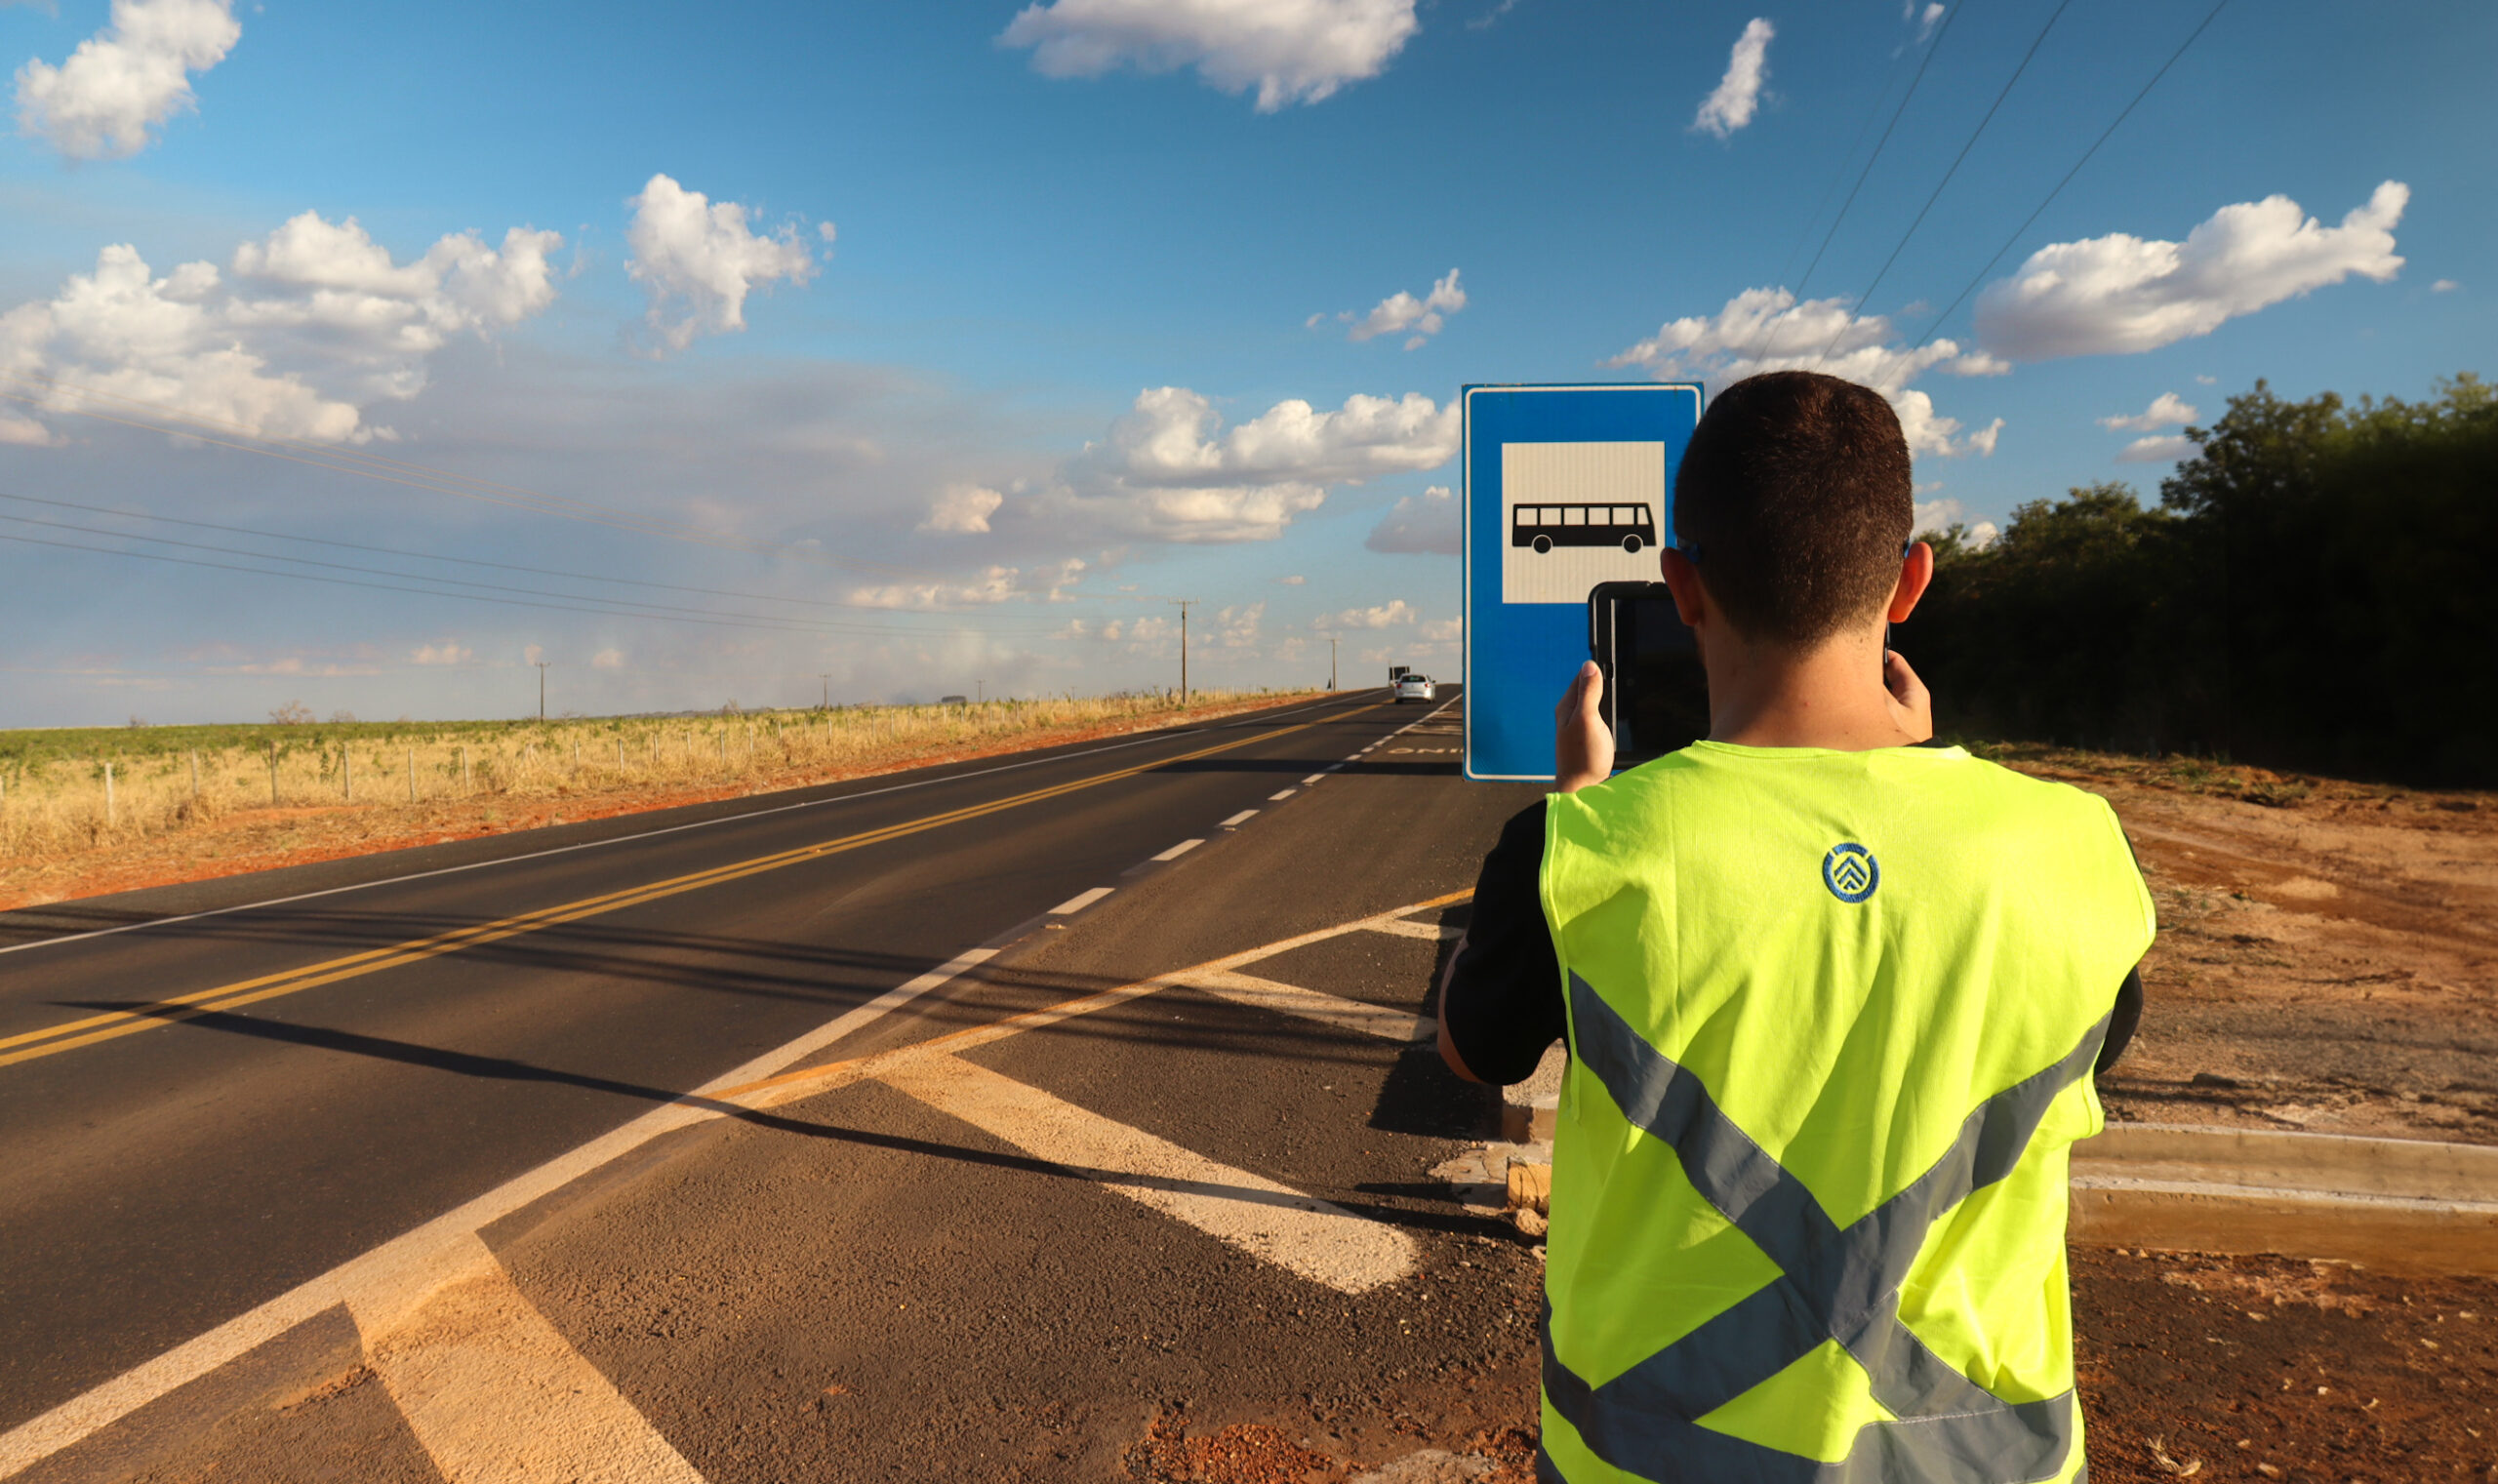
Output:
[0,704,1378,1072]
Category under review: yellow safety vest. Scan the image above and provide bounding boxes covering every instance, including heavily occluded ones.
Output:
[1537,742,2155,1483]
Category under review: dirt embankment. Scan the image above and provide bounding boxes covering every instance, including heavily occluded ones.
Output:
[1979,745,2497,1145]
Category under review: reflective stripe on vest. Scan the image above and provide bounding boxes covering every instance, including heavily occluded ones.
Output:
[1546,971,2110,1484]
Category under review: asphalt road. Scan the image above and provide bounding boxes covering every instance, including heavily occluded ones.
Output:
[0,687,1558,1481]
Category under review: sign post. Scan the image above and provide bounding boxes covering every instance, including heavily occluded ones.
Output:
[1461,382,1703,781]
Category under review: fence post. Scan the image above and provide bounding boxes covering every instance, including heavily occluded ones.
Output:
[407,746,417,802]
[617,737,625,770]
[343,746,352,801]
[268,745,279,806]
[461,743,471,788]
[190,750,200,799]
[573,739,581,772]
[104,761,115,824]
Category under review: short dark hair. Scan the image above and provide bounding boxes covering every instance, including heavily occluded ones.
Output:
[1672,370,1914,648]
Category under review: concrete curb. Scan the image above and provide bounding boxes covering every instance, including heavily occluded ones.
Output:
[2070,1122,2498,1276]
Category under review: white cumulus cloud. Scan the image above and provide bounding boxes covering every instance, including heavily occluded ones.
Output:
[625,174,826,353]
[1692,17,1773,140]
[847,558,1090,610]
[1027,386,1458,542]
[1315,598,1414,629]
[411,642,474,666]
[0,212,561,443]
[1276,574,1307,585]
[2431,278,2459,294]
[921,483,1006,534]
[2116,433,2196,464]
[590,648,625,670]
[998,0,1418,111]
[1976,181,2408,360]
[13,0,238,160]
[1343,268,1465,346]
[2099,391,2197,431]
[1365,483,1457,554]
[1608,286,2007,459]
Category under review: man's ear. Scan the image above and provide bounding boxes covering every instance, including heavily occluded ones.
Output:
[1887,541,1936,623]
[1661,546,1708,628]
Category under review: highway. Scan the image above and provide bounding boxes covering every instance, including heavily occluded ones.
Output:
[0,688,1556,1481]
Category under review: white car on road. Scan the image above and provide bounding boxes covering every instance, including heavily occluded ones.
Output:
[1393,674,1436,703]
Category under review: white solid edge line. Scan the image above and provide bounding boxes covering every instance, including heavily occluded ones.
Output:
[0,943,998,1476]
[0,691,1373,960]
[1151,839,1203,862]
[1268,789,1296,802]
[1049,886,1114,915]
[0,880,1473,1475]
[1219,810,1257,828]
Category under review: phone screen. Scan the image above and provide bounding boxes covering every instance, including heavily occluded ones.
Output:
[1589,582,1709,768]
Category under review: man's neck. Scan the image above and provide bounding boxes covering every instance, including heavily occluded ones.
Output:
[1702,623,1918,751]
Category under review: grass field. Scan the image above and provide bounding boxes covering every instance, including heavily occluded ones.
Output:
[0,690,1319,900]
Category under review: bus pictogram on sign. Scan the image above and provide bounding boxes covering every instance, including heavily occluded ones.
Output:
[1511,502,1657,555]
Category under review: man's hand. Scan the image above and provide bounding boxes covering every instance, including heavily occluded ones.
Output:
[1554,661,1615,792]
[1883,648,1934,743]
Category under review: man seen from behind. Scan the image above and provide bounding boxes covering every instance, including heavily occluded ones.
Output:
[1437,370,2153,1483]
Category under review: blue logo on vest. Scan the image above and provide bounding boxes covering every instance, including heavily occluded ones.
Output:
[1822,842,1878,902]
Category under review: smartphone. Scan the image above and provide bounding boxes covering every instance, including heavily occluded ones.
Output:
[1588,581,1710,769]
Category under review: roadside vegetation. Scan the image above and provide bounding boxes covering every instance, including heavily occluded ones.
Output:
[1906,374,2496,784]
[0,689,1321,906]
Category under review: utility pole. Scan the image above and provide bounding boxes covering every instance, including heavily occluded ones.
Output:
[821,673,831,709]
[1169,599,1196,703]
[535,661,550,721]
[1328,636,1338,691]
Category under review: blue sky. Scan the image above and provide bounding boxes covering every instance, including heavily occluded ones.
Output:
[1,0,2486,724]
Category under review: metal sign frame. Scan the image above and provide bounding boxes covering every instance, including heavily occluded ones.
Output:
[1461,381,1704,782]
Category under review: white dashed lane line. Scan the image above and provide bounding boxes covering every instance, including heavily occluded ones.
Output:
[1050,887,1114,915]
[1302,774,1324,785]
[1151,839,1203,862]
[1220,810,1258,828]
[1268,789,1297,802]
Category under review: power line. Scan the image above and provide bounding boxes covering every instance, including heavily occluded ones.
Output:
[0,373,956,582]
[1749,0,1967,366]
[1758,17,1939,315]
[1809,0,2075,370]
[0,528,1097,641]
[0,490,1046,624]
[1873,0,2234,388]
[0,509,1014,635]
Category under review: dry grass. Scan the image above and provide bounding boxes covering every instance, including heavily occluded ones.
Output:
[0,691,1320,908]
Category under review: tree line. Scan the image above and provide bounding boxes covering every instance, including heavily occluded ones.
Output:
[1903,374,2496,784]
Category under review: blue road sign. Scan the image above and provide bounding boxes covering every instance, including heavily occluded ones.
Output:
[1462,382,1703,781]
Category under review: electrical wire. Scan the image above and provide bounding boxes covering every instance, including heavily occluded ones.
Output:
[0,490,1045,623]
[1748,0,1967,366]
[0,527,1096,640]
[1872,0,2234,388]
[1808,0,2075,370]
[0,372,957,582]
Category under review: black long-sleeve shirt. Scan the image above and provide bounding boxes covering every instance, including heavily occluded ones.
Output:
[1440,801,2144,1086]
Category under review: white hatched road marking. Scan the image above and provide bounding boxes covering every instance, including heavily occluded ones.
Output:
[0,892,1469,1481]
[359,1232,705,1484]
[1220,810,1258,827]
[879,1055,1416,1295]
[1369,917,1465,942]
[1181,968,1430,1043]
[1050,887,1113,915]
[1151,838,1203,862]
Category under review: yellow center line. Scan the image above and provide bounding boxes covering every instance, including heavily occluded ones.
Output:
[0,704,1386,1071]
